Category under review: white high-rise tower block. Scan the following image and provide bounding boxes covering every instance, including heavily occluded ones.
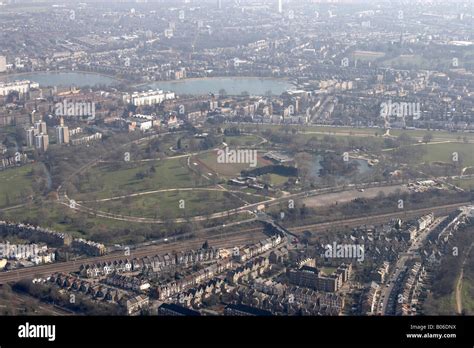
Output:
[278,0,283,13]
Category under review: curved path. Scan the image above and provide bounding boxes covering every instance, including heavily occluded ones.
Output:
[456,242,473,314]
[77,187,267,204]
[59,131,274,223]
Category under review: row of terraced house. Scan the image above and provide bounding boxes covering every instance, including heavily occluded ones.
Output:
[233,234,286,262]
[175,278,226,307]
[226,257,270,284]
[396,262,426,316]
[155,258,234,300]
[79,247,221,278]
[0,221,105,256]
[0,221,71,247]
[252,278,345,315]
[49,272,149,315]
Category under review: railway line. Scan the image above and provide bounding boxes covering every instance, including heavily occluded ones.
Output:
[0,201,469,285]
[226,202,469,236]
[287,202,468,234]
[0,229,265,284]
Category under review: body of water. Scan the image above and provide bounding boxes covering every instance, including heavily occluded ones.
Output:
[1,73,294,96]
[146,77,295,96]
[1,71,120,87]
[310,155,373,182]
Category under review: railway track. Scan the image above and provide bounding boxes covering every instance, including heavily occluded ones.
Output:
[288,202,467,234]
[224,202,469,236]
[0,230,264,284]
[0,201,468,285]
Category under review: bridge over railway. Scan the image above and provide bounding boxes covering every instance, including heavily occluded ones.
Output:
[0,202,469,285]
[256,212,299,239]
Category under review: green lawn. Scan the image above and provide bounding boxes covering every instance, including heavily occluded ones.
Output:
[195,150,272,178]
[303,128,474,143]
[0,164,36,208]
[381,55,428,67]
[352,50,385,62]
[2,201,152,243]
[0,196,253,244]
[461,276,474,315]
[228,124,474,143]
[85,189,247,219]
[449,178,474,190]
[420,143,474,167]
[380,54,455,70]
[74,157,201,200]
[224,134,261,147]
[267,174,289,186]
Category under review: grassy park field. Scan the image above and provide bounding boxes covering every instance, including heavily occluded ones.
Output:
[1,127,472,244]
[449,178,474,190]
[194,150,272,178]
[228,123,474,143]
[58,132,271,223]
[85,189,251,220]
[420,142,474,167]
[73,157,202,201]
[0,164,36,208]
